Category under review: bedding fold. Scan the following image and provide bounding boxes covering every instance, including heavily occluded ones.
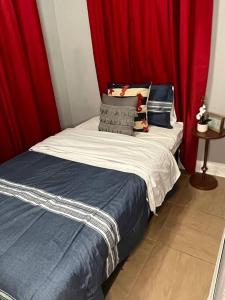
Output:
[31,128,180,213]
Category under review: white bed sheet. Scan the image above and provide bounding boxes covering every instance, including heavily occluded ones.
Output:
[31,128,180,213]
[75,116,183,154]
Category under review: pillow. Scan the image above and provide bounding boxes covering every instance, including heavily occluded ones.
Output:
[102,93,137,107]
[99,104,136,136]
[147,84,174,129]
[108,83,151,132]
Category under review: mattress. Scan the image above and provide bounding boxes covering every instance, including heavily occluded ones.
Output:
[76,116,183,154]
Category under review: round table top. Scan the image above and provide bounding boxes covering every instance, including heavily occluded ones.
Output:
[192,127,225,140]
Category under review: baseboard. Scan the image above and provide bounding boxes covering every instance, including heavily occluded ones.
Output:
[195,160,225,178]
[178,159,225,178]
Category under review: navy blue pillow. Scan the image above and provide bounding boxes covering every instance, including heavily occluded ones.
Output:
[147,84,173,129]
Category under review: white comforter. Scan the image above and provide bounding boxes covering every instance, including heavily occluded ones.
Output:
[31,129,180,213]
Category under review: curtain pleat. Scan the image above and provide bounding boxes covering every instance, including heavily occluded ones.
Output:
[0,0,60,163]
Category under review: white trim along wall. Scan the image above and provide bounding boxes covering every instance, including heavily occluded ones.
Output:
[179,160,225,178]
[195,161,225,178]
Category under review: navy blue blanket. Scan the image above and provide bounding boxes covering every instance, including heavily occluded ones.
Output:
[0,151,148,300]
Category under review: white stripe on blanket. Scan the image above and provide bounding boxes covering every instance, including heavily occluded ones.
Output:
[0,179,120,278]
[0,289,15,300]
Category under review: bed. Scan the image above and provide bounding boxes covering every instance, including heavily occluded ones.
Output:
[0,118,182,300]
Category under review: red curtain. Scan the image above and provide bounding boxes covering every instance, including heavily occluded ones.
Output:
[87,0,213,173]
[0,0,60,163]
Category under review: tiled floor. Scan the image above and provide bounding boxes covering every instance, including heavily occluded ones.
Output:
[106,173,225,300]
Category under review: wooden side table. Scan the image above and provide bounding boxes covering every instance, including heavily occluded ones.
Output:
[189,127,225,190]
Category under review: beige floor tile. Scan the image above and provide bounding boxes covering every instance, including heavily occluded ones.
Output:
[158,224,220,263]
[170,175,225,218]
[105,282,127,300]
[158,204,224,264]
[106,239,155,299]
[165,204,225,240]
[156,205,225,264]
[129,238,155,266]
[128,243,214,300]
[106,174,225,299]
[168,173,197,206]
[186,185,225,218]
[145,202,173,241]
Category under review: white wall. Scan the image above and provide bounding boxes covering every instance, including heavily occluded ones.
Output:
[198,0,225,164]
[37,0,101,129]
